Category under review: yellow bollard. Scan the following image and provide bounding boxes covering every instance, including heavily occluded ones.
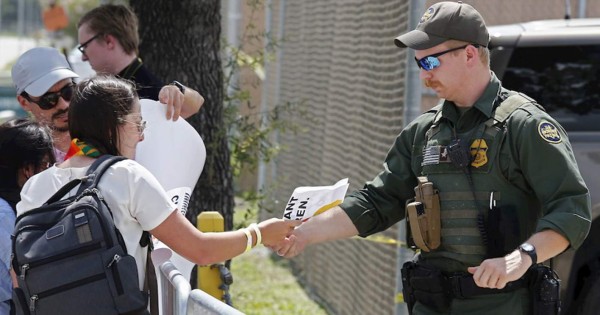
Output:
[197,211,225,301]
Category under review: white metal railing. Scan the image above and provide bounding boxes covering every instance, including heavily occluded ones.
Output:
[159,261,191,315]
[186,289,245,315]
[158,261,244,315]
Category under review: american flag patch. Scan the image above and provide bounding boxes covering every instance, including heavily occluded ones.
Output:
[422,145,451,166]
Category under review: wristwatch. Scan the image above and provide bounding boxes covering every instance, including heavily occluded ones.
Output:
[519,242,537,264]
[171,80,186,94]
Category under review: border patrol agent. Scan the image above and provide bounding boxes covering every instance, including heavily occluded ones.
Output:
[273,2,592,314]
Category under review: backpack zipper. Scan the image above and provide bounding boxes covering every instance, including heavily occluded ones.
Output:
[28,273,105,312]
[107,254,124,295]
[16,240,102,280]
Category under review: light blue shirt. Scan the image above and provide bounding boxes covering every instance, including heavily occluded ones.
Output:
[0,197,15,309]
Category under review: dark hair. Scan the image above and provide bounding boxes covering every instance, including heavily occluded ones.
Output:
[69,75,138,156]
[0,119,55,209]
[78,4,139,55]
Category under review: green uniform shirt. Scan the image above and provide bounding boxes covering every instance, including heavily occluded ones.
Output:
[341,72,591,266]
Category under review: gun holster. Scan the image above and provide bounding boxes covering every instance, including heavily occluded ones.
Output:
[405,176,441,252]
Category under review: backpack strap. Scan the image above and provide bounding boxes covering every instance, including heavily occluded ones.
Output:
[43,155,126,205]
[77,155,127,194]
[145,251,159,315]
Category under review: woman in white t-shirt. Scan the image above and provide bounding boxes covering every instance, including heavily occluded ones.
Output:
[17,75,300,291]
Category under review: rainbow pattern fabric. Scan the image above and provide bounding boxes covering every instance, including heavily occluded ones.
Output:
[64,138,101,160]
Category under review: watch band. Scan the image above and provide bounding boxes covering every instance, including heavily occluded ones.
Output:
[171,80,186,94]
[519,243,537,264]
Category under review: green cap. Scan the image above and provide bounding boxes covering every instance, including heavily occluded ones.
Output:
[395,1,489,49]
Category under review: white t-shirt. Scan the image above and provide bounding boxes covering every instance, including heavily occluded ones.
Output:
[17,159,176,289]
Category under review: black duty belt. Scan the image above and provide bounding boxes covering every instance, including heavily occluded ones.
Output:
[401,261,559,315]
[404,261,531,300]
[447,272,530,298]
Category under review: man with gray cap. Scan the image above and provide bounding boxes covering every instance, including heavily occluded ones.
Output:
[12,46,202,164]
[273,2,590,314]
[12,47,78,163]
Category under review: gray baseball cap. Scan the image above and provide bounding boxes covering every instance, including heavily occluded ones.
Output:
[395,1,489,50]
[11,47,79,97]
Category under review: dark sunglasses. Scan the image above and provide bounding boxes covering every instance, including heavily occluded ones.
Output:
[23,84,74,110]
[414,44,478,71]
[77,33,102,54]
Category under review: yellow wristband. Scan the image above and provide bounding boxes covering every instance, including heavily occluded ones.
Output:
[249,223,262,246]
[242,228,252,253]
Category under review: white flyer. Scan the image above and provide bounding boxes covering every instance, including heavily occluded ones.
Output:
[283,178,349,221]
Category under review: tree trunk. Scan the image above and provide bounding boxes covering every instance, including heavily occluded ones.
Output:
[129,0,234,230]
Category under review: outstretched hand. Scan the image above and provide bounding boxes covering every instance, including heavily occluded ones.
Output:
[258,218,302,247]
[267,227,308,258]
[158,85,185,121]
[467,249,532,289]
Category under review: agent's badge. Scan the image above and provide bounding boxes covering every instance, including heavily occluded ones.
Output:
[538,121,562,144]
[470,139,488,168]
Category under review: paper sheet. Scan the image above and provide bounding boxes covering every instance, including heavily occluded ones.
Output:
[283,178,349,221]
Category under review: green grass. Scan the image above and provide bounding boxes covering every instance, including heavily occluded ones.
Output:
[229,249,327,315]
[228,198,328,315]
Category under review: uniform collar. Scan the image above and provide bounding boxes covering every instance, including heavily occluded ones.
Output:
[439,71,502,121]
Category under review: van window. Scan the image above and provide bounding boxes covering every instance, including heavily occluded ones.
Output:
[500,45,600,132]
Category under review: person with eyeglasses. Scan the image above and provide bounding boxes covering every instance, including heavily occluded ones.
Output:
[76,4,203,121]
[16,75,302,312]
[11,47,79,164]
[0,119,56,315]
[272,2,590,315]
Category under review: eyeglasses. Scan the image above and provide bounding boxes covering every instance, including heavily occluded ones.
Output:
[414,45,477,71]
[77,33,102,54]
[119,118,147,135]
[23,84,74,110]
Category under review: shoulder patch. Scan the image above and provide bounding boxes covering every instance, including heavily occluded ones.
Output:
[538,121,562,144]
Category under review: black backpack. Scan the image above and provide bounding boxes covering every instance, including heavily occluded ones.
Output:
[12,155,151,315]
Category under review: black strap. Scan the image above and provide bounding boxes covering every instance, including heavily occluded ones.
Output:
[44,155,126,204]
[140,231,158,315]
[144,251,159,315]
[448,272,529,298]
[409,264,530,299]
[77,155,127,193]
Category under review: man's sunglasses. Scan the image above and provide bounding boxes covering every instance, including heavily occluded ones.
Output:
[23,84,74,110]
[414,44,478,71]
